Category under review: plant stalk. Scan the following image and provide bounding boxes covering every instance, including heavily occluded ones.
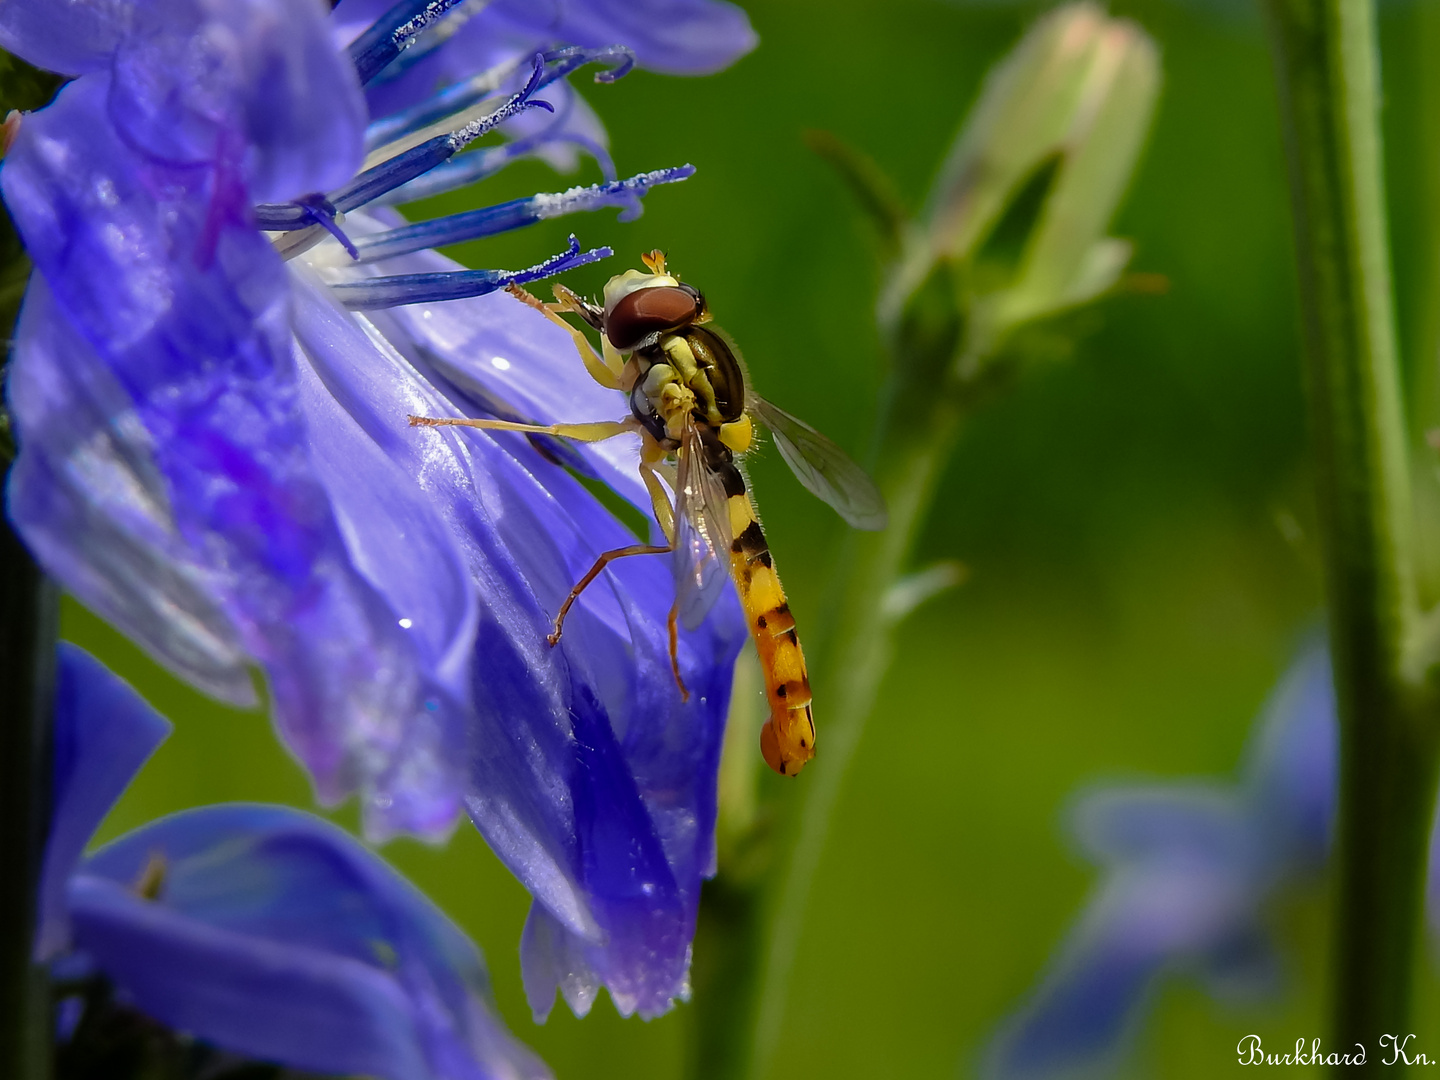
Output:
[0,441,59,1080]
[0,51,61,1080]
[744,401,962,1080]
[739,257,974,1078]
[1263,0,1436,1060]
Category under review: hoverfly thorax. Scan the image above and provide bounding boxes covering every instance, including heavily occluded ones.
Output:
[602,270,741,445]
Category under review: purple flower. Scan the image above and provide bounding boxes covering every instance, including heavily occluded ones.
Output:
[3,0,751,1020]
[984,644,1337,1078]
[45,642,549,1080]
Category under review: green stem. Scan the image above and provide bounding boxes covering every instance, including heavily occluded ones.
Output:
[0,471,59,1080]
[741,260,973,1080]
[0,52,62,1080]
[745,404,962,1080]
[1263,0,1436,1060]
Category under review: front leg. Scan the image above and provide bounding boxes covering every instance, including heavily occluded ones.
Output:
[506,283,626,390]
[408,415,638,443]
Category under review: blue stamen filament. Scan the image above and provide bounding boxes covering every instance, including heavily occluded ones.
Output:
[296,195,359,260]
[351,166,695,262]
[327,236,613,309]
[258,16,673,307]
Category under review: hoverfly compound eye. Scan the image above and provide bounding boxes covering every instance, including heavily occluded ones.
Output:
[605,284,706,350]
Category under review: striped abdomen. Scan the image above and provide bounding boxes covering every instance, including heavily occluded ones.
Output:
[712,451,816,776]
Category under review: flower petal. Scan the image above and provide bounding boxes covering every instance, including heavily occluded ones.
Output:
[5,74,455,838]
[0,0,133,76]
[1070,786,1258,871]
[984,867,1261,1080]
[36,644,171,960]
[7,280,257,704]
[1241,641,1336,865]
[337,0,754,124]
[485,0,758,75]
[108,0,366,201]
[74,804,550,1080]
[324,211,649,511]
[289,264,745,1015]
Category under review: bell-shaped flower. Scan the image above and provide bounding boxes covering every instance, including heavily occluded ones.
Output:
[3,0,751,1020]
[983,644,1336,1078]
[882,1,1160,361]
[44,642,550,1080]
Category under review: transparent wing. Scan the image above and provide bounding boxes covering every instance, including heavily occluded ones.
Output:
[749,397,888,530]
[672,421,734,630]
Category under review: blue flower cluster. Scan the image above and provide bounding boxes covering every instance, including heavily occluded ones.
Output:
[985,645,1339,1077]
[46,643,548,1080]
[3,0,752,1024]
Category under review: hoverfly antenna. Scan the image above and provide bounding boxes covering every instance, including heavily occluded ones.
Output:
[641,249,668,276]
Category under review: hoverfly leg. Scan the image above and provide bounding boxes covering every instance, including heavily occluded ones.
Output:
[667,602,689,701]
[407,415,636,443]
[505,283,624,390]
[639,460,677,544]
[550,283,605,331]
[547,542,673,646]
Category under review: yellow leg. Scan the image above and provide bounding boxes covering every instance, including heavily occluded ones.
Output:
[506,283,625,389]
[408,415,636,443]
[548,542,672,646]
[639,464,677,544]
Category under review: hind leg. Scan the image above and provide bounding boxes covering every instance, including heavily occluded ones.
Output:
[548,542,673,646]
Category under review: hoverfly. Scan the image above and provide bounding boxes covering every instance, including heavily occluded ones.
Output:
[409,252,886,776]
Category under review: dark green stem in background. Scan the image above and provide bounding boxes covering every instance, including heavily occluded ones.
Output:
[0,461,59,1080]
[0,51,62,1080]
[1263,0,1437,1061]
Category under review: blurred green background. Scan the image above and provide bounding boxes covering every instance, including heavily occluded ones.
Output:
[65,0,1440,1075]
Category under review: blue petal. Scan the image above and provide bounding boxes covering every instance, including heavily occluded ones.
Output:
[330,211,649,510]
[990,645,1338,1078]
[74,805,550,1080]
[36,644,171,960]
[336,0,754,123]
[106,0,366,202]
[984,868,1262,1079]
[0,0,134,75]
[1241,641,1336,865]
[291,249,745,1014]
[1070,786,1259,873]
[289,273,478,709]
[7,280,257,705]
[485,0,758,75]
[5,74,456,838]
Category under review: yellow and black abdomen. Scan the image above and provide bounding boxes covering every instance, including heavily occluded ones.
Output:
[711,452,816,776]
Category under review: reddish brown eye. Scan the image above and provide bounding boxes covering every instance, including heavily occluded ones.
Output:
[606,285,704,350]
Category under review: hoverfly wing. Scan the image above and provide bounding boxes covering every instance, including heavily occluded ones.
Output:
[750,397,888,530]
[672,421,734,630]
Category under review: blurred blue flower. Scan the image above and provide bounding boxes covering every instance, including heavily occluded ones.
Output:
[44,642,549,1080]
[3,0,750,1019]
[983,644,1337,1079]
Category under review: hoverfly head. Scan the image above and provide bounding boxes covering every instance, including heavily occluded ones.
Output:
[602,265,707,351]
